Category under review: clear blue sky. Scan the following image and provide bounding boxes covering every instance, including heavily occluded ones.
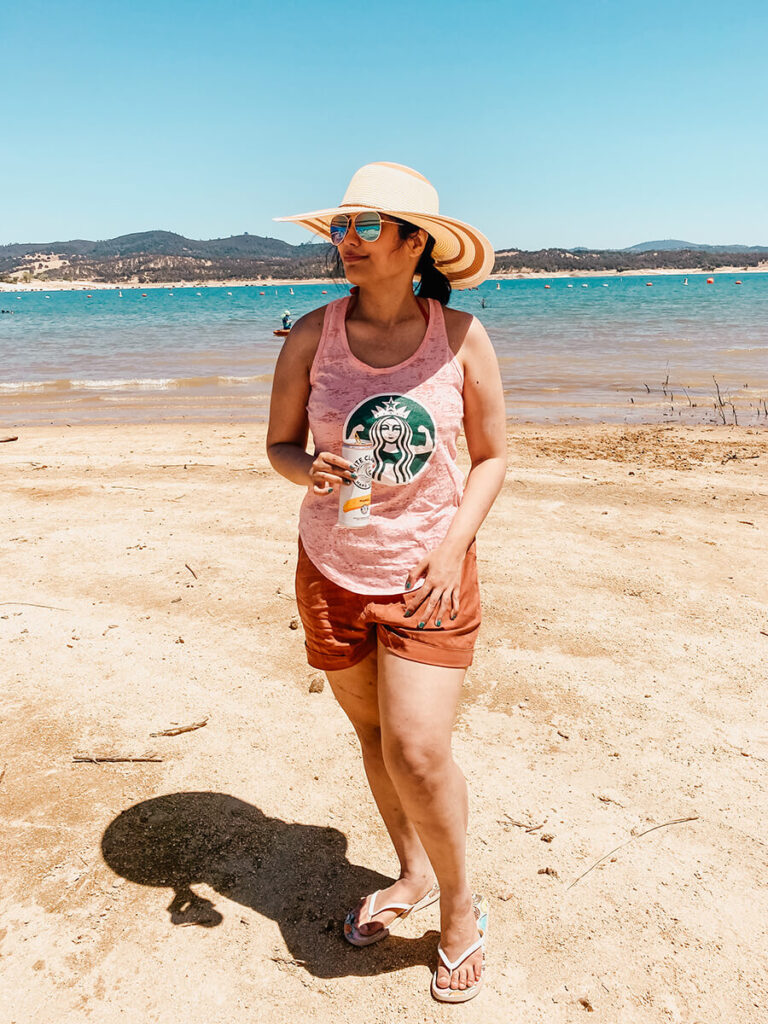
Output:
[2,0,767,250]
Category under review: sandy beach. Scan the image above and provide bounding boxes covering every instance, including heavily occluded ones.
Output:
[1,421,766,1023]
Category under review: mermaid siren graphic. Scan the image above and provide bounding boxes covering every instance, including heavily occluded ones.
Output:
[344,394,436,486]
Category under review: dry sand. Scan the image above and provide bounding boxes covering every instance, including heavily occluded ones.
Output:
[1,422,766,1023]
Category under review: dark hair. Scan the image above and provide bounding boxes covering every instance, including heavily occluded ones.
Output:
[327,216,452,305]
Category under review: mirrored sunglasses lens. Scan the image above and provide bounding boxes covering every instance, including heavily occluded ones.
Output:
[354,212,382,242]
[329,216,349,245]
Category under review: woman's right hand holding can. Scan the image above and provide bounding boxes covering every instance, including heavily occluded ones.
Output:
[309,452,353,495]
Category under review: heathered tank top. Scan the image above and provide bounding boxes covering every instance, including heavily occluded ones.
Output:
[299,294,465,595]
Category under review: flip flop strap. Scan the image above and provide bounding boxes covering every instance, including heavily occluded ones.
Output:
[437,936,484,973]
[368,891,413,917]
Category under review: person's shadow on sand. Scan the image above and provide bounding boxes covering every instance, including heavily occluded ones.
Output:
[101,791,438,979]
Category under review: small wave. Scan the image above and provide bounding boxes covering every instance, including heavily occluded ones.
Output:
[0,378,73,392]
[0,373,273,395]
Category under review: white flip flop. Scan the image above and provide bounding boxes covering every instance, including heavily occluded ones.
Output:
[430,894,489,1003]
[344,881,440,947]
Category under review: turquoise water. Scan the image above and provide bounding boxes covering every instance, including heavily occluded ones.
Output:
[1,273,767,425]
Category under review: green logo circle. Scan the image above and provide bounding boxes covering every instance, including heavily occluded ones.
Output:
[343,394,436,485]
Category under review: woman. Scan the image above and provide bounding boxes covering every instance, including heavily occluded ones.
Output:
[267,162,506,1003]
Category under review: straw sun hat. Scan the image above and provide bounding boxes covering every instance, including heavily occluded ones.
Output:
[274,161,495,290]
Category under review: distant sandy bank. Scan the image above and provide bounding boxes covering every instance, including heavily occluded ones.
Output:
[3,265,767,292]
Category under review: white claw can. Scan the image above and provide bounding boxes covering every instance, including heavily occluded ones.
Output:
[338,440,375,528]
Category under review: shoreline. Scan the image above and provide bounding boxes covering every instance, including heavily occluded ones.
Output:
[2,265,767,292]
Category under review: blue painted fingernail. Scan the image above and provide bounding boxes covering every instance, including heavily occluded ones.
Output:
[436,619,442,627]
[450,613,457,620]
[405,581,411,590]
[404,610,412,618]
[417,621,425,629]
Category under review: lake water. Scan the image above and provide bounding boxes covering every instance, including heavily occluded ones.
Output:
[2,273,767,426]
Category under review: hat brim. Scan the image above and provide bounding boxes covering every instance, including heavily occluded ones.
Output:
[274,206,494,290]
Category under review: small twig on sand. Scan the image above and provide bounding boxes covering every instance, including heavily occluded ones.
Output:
[150,717,208,737]
[184,563,198,580]
[723,453,759,465]
[0,602,69,611]
[1,435,19,443]
[0,765,6,785]
[566,815,699,891]
[500,813,546,833]
[73,754,163,763]
[760,630,768,638]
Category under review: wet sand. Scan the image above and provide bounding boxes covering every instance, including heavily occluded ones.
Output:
[1,421,766,1022]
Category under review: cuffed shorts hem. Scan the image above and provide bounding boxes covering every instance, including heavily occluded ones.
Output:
[377,625,475,669]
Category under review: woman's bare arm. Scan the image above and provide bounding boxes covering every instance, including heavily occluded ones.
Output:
[404,315,507,622]
[439,314,507,556]
[266,307,353,493]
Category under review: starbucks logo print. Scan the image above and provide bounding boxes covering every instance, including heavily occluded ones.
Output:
[344,394,436,485]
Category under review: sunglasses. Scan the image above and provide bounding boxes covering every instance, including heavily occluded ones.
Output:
[329,211,402,245]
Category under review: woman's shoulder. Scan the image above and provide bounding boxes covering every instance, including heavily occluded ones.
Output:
[290,301,333,336]
[278,301,335,362]
[441,304,486,357]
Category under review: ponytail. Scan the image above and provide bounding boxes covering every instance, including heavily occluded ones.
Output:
[414,236,451,305]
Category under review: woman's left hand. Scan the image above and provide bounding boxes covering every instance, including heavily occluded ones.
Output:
[403,544,464,628]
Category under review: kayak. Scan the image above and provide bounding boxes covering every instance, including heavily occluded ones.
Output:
[273,328,290,337]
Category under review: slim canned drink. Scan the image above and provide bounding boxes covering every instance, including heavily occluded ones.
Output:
[338,440,374,528]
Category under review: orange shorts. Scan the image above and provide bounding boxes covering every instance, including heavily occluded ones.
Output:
[294,538,481,672]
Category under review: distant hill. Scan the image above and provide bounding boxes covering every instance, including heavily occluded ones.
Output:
[0,230,315,260]
[625,239,768,254]
[1,231,767,284]
[0,231,330,283]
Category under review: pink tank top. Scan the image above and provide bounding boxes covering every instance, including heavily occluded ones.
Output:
[299,295,465,595]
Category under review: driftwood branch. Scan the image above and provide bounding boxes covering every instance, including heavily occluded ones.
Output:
[150,717,208,737]
[1,435,19,443]
[0,602,69,611]
[566,815,699,891]
[73,754,163,763]
[184,563,198,580]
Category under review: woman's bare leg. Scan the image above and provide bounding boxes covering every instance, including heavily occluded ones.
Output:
[325,652,434,936]
[377,644,482,993]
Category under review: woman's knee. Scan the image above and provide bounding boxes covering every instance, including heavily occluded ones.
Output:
[381,734,452,787]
